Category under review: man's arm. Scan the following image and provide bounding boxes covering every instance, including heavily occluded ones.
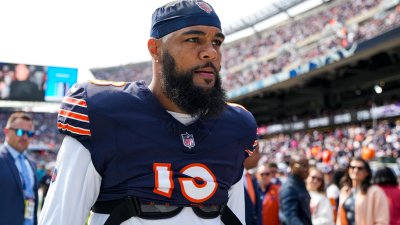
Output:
[38,136,101,225]
[227,177,246,225]
[279,185,304,225]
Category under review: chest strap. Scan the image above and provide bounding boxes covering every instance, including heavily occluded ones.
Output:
[92,196,242,225]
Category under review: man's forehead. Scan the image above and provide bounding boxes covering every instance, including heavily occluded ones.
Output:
[174,25,223,37]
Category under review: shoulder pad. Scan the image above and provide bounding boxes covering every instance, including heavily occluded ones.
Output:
[57,83,91,139]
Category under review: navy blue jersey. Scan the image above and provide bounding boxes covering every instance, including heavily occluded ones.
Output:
[57,80,257,206]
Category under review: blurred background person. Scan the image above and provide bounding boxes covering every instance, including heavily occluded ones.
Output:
[244,147,262,225]
[9,64,42,101]
[0,112,39,225]
[256,163,280,225]
[267,161,281,186]
[372,166,400,225]
[337,157,389,225]
[0,64,12,99]
[39,163,54,208]
[326,167,345,222]
[306,167,334,225]
[279,154,312,225]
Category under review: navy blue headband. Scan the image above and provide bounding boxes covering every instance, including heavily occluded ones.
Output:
[151,0,221,38]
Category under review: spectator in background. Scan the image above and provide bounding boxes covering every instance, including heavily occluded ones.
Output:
[256,163,280,225]
[326,167,345,222]
[267,162,282,186]
[0,112,39,225]
[9,64,43,101]
[372,167,400,225]
[306,167,334,225]
[337,157,389,225]
[36,162,46,185]
[244,147,262,225]
[279,154,312,225]
[40,163,54,208]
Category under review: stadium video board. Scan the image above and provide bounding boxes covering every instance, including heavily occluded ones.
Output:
[0,62,78,102]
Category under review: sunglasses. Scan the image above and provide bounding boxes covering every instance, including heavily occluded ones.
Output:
[311,176,322,182]
[349,165,365,171]
[261,172,270,176]
[9,128,35,138]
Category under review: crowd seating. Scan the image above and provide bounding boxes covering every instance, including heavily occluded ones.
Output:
[258,119,400,170]
[221,0,400,90]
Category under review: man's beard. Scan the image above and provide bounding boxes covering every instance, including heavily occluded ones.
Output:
[160,50,227,117]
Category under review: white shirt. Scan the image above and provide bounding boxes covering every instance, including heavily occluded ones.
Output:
[39,112,246,225]
[309,191,334,225]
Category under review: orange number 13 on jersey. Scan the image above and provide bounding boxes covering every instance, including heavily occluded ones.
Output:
[153,163,218,203]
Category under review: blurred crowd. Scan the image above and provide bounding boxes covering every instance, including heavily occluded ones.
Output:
[247,155,400,225]
[91,0,400,93]
[92,61,152,85]
[258,119,400,167]
[246,118,400,225]
[221,0,400,90]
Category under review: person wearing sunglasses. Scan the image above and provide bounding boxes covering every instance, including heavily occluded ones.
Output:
[337,157,389,225]
[306,167,334,225]
[0,111,38,225]
[256,163,280,225]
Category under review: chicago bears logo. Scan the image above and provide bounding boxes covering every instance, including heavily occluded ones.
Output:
[181,132,195,149]
[196,2,213,14]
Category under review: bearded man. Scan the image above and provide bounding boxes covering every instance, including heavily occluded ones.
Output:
[39,1,257,225]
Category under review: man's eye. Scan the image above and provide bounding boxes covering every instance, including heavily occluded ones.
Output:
[213,40,222,46]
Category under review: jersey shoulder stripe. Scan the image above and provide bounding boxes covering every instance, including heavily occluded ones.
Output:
[63,96,87,107]
[57,122,91,136]
[58,109,90,123]
[57,83,91,138]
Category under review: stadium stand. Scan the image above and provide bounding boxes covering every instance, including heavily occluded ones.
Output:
[258,119,400,166]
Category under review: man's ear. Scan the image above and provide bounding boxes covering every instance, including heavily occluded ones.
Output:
[148,38,160,61]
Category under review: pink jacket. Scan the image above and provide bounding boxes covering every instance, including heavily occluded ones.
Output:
[379,186,400,225]
[337,185,389,225]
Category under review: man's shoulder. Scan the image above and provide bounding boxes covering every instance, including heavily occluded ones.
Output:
[0,146,10,159]
[62,80,147,109]
[224,102,257,127]
[57,80,149,141]
[279,177,300,192]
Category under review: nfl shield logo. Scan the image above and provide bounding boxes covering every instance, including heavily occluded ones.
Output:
[181,132,195,149]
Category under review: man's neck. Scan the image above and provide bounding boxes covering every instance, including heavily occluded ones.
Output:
[148,81,186,114]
